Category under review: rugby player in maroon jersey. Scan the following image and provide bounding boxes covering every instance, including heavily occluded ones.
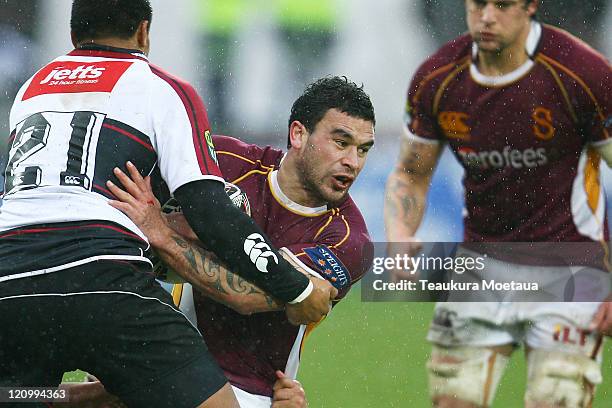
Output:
[385,1,610,407]
[65,77,375,407]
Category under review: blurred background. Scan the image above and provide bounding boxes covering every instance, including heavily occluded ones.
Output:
[1,0,612,241]
[0,0,611,405]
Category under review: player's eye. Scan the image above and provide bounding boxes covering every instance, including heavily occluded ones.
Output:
[335,139,348,148]
[495,1,513,9]
[358,146,371,156]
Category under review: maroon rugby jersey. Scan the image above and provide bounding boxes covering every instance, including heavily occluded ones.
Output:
[405,22,611,243]
[194,135,372,396]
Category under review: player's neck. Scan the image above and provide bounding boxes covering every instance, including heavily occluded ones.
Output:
[277,160,326,208]
[476,26,531,76]
[477,49,528,76]
[76,37,144,53]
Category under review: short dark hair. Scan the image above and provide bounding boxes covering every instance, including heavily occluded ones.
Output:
[71,0,153,43]
[288,76,376,148]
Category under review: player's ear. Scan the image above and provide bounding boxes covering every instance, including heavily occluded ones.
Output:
[136,20,150,54]
[70,31,78,48]
[525,0,538,16]
[288,121,308,150]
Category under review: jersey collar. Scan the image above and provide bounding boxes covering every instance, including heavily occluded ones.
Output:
[268,170,328,216]
[69,43,148,61]
[470,21,541,87]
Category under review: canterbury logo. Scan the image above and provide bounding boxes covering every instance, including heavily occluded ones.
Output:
[244,233,278,273]
[63,175,81,185]
[438,111,470,140]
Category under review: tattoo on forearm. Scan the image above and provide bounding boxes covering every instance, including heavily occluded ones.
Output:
[404,150,421,169]
[169,234,278,307]
[388,178,418,219]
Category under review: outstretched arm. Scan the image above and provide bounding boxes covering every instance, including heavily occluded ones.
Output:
[107,163,296,315]
[157,226,285,315]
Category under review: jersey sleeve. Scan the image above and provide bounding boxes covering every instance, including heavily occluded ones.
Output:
[214,134,284,182]
[150,68,224,194]
[403,64,444,144]
[280,211,373,301]
[578,52,611,145]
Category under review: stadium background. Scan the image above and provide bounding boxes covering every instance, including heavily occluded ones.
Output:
[0,0,610,405]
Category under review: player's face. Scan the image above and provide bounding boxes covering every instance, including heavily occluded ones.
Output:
[465,0,536,53]
[296,109,375,206]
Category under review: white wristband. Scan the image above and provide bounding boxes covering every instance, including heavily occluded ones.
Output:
[288,280,313,304]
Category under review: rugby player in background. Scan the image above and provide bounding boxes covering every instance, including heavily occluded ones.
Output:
[385,0,611,407]
[67,77,375,407]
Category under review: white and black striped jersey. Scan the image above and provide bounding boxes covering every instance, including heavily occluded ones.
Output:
[0,45,223,279]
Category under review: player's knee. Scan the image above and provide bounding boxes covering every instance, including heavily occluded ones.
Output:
[427,345,508,408]
[525,349,602,408]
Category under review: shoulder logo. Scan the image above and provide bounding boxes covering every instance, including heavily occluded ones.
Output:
[404,100,413,124]
[22,61,133,101]
[532,107,555,140]
[204,130,219,165]
[437,111,471,140]
[304,245,351,290]
[244,233,278,273]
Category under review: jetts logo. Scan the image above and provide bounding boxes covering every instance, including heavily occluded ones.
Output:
[22,61,133,101]
[457,146,548,170]
[40,65,106,84]
[304,245,351,290]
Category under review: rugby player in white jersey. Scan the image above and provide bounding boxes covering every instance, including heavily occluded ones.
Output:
[0,1,336,406]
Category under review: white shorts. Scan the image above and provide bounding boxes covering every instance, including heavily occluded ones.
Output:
[428,301,603,357]
[428,245,605,356]
[232,385,272,408]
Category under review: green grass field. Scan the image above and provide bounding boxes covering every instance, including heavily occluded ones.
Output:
[63,286,611,406]
[299,286,612,407]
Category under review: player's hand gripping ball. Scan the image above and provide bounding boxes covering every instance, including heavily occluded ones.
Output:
[152,182,250,282]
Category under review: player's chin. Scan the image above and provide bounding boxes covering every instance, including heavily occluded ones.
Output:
[322,186,349,206]
[476,40,501,52]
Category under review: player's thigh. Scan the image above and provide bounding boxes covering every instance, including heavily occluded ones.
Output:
[11,261,229,408]
[75,287,228,407]
[524,306,604,408]
[0,291,72,389]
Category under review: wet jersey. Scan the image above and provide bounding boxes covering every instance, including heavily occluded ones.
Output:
[0,45,222,279]
[184,135,372,396]
[404,22,611,242]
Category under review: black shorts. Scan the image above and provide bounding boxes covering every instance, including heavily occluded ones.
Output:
[0,260,227,407]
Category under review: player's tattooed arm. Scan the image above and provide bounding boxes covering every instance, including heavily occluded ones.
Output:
[105,162,283,314]
[384,136,442,241]
[165,232,283,314]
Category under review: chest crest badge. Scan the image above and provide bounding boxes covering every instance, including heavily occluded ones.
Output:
[438,111,471,140]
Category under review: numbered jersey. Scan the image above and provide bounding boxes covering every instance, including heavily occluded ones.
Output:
[0,45,223,276]
[405,23,611,242]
